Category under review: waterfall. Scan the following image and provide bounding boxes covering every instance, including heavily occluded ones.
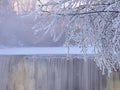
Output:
[0,55,120,90]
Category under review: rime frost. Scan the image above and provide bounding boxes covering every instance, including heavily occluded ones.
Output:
[29,0,120,75]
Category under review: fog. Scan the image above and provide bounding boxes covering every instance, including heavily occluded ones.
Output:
[0,13,65,47]
[0,0,65,47]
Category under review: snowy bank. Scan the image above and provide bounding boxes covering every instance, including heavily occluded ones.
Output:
[0,47,94,55]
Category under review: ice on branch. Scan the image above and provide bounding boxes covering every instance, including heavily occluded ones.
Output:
[21,0,120,75]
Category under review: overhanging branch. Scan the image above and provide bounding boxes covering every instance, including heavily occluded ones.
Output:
[42,10,120,16]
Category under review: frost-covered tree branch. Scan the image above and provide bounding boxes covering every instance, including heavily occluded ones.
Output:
[28,0,120,75]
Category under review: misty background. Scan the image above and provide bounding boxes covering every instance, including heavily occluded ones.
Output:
[0,0,65,47]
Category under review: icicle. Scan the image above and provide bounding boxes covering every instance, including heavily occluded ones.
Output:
[108,70,112,77]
